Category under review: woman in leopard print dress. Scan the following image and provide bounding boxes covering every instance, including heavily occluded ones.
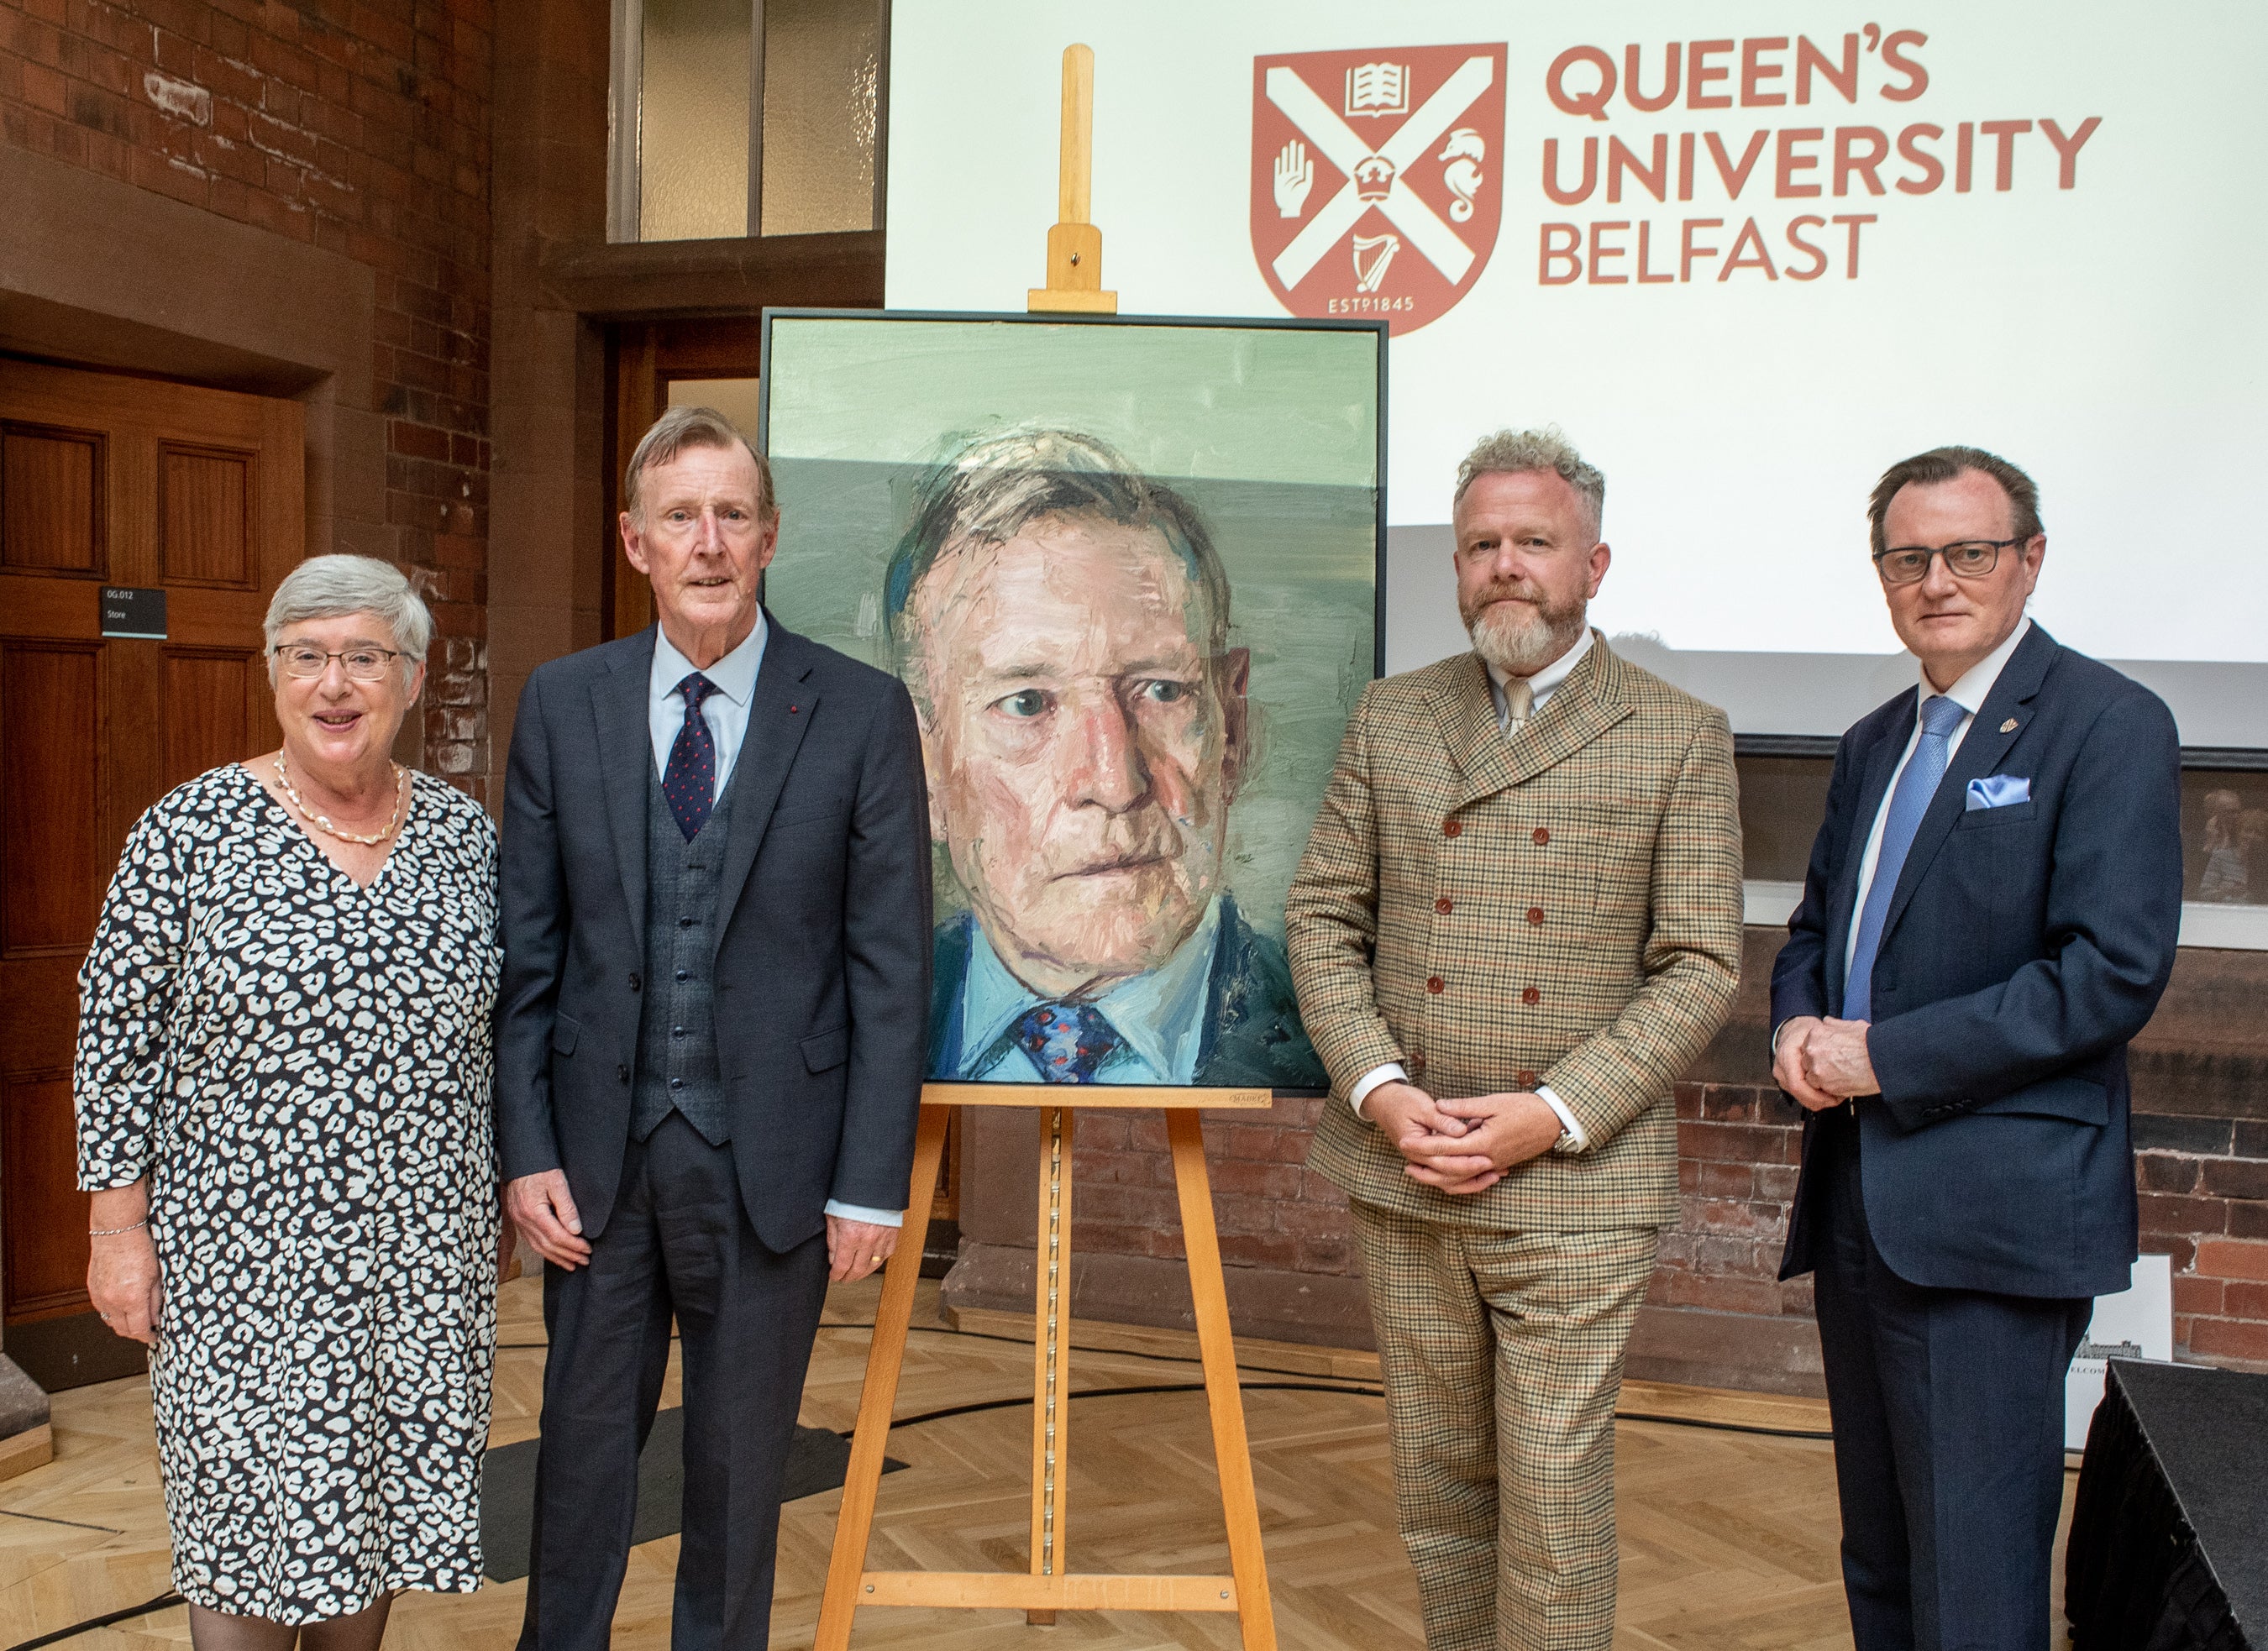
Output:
[76,556,503,1650]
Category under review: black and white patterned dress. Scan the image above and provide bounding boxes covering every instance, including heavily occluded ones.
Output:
[75,763,501,1622]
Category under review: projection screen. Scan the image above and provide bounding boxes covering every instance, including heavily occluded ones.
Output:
[881,0,2268,751]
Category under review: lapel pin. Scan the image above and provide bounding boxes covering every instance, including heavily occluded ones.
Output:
[789,704,801,715]
[1999,717,2018,733]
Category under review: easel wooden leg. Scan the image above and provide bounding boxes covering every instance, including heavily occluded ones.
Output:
[1027,1103,1074,1624]
[814,1103,951,1651]
[1167,1110,1278,1651]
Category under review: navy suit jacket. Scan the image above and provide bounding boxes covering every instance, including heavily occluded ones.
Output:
[494,619,932,1250]
[1773,624,2181,1298]
[927,894,1328,1091]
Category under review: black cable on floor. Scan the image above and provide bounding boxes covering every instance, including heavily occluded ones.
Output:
[504,1319,1839,1442]
[4,1591,182,1651]
[815,1322,1839,1441]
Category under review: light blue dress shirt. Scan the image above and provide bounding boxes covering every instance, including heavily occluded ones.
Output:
[955,899,1223,1084]
[648,616,902,1229]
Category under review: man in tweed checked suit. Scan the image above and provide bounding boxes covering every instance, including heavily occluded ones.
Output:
[1286,429,1744,1649]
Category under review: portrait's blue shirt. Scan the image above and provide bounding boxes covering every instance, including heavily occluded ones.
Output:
[955,899,1224,1083]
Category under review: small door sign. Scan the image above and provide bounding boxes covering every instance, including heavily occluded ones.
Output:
[99,587,166,639]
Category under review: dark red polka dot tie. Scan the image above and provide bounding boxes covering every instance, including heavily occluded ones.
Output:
[664,673,717,841]
[1012,1003,1123,1082]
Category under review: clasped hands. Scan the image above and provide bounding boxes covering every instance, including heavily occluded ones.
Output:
[1772,1015,1880,1111]
[1365,1082,1565,1195]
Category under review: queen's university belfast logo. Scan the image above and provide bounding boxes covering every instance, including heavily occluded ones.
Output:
[1251,44,1508,335]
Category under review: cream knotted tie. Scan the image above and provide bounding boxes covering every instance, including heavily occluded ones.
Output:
[1500,674,1535,736]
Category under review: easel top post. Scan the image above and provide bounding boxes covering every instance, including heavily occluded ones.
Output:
[1058,43,1094,224]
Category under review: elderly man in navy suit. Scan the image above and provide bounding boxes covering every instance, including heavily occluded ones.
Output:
[498,406,931,1650]
[1771,447,2182,1651]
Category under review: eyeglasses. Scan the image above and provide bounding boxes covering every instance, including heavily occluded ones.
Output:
[1872,537,2027,585]
[272,645,404,681]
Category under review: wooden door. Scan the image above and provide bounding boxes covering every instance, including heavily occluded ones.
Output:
[0,357,302,1390]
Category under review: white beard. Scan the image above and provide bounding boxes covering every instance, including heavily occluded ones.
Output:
[1467,596,1587,678]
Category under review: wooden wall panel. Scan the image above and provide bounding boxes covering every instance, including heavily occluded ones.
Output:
[0,646,101,956]
[163,649,261,789]
[0,1073,87,1320]
[157,444,252,587]
[1,424,104,576]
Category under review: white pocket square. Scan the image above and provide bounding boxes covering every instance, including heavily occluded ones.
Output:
[1966,775,2030,810]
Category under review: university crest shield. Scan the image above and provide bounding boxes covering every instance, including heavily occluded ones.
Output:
[1251,43,1506,336]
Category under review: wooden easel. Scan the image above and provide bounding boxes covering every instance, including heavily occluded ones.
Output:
[816,57,1276,1646]
[814,1088,1278,1648]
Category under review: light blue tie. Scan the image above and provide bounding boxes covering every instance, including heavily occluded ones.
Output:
[1843,694,1966,1021]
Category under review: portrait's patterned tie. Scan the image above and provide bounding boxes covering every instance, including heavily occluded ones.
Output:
[1842,694,1966,1020]
[664,672,719,841]
[1013,1004,1123,1083]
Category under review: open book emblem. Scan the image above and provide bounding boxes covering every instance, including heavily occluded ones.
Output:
[1251,42,1507,337]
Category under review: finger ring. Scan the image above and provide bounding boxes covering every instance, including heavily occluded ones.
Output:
[99,1313,113,1322]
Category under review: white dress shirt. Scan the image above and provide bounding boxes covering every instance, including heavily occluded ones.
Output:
[953,901,1222,1083]
[648,615,902,1229]
[1348,628,1598,1152]
[1841,617,2031,979]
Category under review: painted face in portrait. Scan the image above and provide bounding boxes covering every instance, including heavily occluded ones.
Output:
[908,513,1251,1000]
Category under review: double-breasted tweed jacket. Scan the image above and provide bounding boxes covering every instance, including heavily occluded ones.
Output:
[1287,636,1745,1231]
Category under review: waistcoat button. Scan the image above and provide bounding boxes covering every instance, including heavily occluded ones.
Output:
[1435,896,1453,915]
[1533,827,1551,846]
[1522,987,1541,1005]
[1527,906,1545,925]
[1442,819,1462,838]
[1425,976,1444,993]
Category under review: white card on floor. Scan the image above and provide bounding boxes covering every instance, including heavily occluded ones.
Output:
[2066,1255,2174,1451]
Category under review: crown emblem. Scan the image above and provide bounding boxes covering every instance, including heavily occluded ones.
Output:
[1352,153,1395,202]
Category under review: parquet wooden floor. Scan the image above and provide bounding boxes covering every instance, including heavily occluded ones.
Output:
[0,1277,2077,1650]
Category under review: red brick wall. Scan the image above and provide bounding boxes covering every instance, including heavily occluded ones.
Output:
[2138,1113,2268,1366]
[1070,1098,1352,1278]
[1063,1082,2268,1374]
[0,0,494,793]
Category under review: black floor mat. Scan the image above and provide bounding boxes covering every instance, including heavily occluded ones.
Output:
[480,1408,905,1582]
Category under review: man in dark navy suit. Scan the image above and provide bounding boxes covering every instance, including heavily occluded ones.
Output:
[1771,447,2182,1651]
[497,407,931,1649]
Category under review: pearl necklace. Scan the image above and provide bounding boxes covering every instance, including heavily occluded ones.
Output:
[274,753,407,846]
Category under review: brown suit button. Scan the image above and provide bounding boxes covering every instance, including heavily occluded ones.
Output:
[1442,819,1462,837]
[1425,976,1445,994]
[1527,906,1546,925]
[1533,826,1551,846]
[1409,1055,1426,1075]
[1521,986,1541,1005]
[1435,896,1453,915]
[1517,1069,1539,1088]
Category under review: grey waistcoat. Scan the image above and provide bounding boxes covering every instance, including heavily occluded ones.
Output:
[630,762,738,1145]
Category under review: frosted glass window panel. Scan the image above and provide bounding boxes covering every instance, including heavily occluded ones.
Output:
[759,0,879,235]
[668,379,766,447]
[639,0,752,241]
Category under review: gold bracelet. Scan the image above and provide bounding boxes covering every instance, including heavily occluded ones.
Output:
[89,1219,148,1237]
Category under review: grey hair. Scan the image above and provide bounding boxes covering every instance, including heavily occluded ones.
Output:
[1453,427,1606,542]
[624,405,776,526]
[883,425,1232,692]
[264,554,433,681]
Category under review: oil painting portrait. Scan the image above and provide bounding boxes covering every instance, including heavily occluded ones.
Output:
[759,313,1383,1088]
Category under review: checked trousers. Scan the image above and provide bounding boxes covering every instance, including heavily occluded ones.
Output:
[1351,1201,1658,1651]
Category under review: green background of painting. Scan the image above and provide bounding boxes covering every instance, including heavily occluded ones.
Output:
[760,316,1380,964]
